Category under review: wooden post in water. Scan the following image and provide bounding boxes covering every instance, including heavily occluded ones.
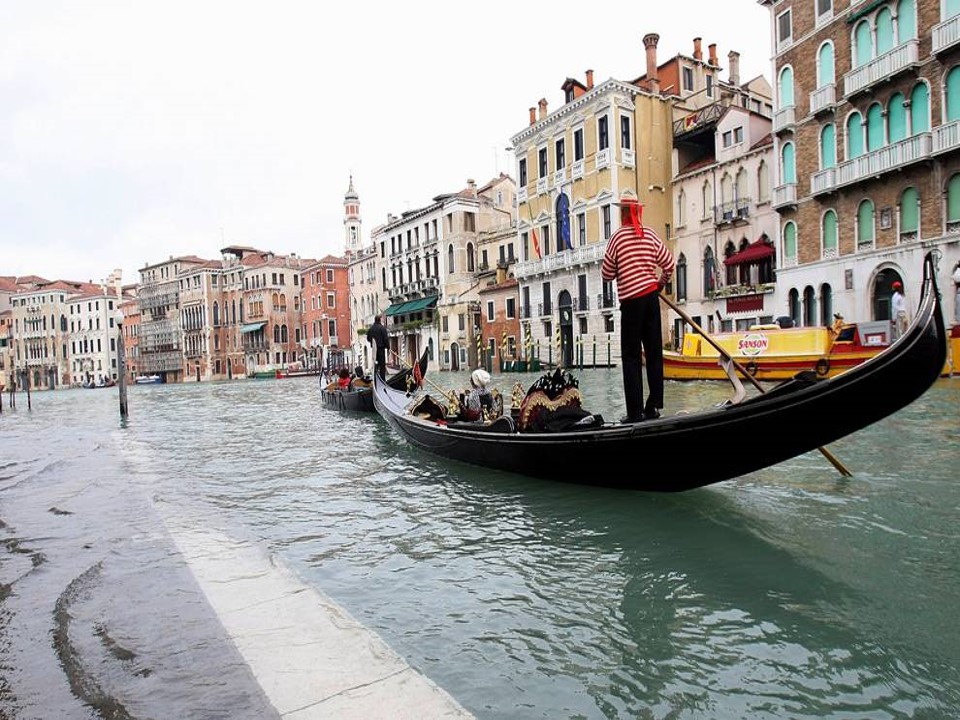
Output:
[117,310,128,420]
[23,368,31,411]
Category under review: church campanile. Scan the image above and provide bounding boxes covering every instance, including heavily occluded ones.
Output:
[343,175,361,255]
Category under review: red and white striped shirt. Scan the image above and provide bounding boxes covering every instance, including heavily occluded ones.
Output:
[601,225,675,301]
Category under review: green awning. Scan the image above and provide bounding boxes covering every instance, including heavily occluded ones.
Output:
[385,301,407,317]
[404,295,438,313]
[386,295,438,317]
[240,321,267,334]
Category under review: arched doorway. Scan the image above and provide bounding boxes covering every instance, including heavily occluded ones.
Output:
[873,267,904,322]
[450,342,461,371]
[558,289,573,368]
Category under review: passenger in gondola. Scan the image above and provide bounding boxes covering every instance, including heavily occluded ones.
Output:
[351,366,371,389]
[337,367,352,390]
[459,369,494,422]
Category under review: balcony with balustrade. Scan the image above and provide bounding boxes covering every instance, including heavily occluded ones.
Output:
[773,105,796,135]
[772,183,797,209]
[932,119,960,156]
[514,242,607,280]
[933,13,960,54]
[809,84,836,116]
[843,40,919,98]
[713,198,752,224]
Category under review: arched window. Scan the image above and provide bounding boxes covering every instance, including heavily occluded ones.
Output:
[947,173,960,226]
[213,302,219,326]
[784,221,798,260]
[947,66,960,122]
[555,193,571,251]
[721,172,733,206]
[272,292,279,307]
[702,181,712,219]
[817,42,835,88]
[281,325,288,343]
[779,66,794,107]
[900,186,919,240]
[888,92,907,142]
[898,0,917,40]
[466,242,475,272]
[854,20,872,67]
[846,112,865,159]
[273,324,281,343]
[820,123,837,168]
[703,247,716,295]
[735,168,748,203]
[676,253,687,302]
[789,288,801,327]
[867,102,884,150]
[949,0,960,19]
[803,286,817,327]
[875,7,894,55]
[781,141,796,184]
[677,188,686,227]
[820,284,833,327]
[757,162,770,202]
[822,209,839,256]
[279,293,286,309]
[911,82,930,134]
[857,199,875,247]
[447,244,455,274]
[724,241,738,285]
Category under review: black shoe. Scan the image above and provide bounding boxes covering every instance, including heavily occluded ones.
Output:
[620,414,643,424]
[643,408,661,420]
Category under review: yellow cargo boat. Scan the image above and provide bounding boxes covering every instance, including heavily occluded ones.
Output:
[663,318,890,381]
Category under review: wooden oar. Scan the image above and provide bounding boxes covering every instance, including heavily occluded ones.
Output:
[658,292,853,478]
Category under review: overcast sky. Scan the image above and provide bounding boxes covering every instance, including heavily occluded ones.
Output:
[0,1,771,286]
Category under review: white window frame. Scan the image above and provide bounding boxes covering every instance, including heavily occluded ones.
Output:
[777,8,793,50]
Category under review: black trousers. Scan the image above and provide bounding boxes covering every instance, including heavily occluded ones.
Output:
[619,292,664,420]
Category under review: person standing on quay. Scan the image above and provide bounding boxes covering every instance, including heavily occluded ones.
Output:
[601,195,674,424]
[891,280,908,341]
[367,313,389,380]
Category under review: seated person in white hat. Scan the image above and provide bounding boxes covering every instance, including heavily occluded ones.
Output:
[459,369,494,421]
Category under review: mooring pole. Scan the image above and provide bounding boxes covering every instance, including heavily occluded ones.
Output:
[117,311,128,420]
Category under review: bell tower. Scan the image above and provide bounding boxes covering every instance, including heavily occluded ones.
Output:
[343,175,361,255]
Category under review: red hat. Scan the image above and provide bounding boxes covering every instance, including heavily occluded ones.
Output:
[892,281,902,289]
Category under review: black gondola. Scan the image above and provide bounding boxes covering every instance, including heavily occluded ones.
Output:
[321,349,429,412]
[373,252,947,492]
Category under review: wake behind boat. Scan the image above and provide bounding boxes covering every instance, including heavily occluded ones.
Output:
[373,252,947,492]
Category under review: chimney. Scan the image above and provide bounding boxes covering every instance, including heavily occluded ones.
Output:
[643,33,660,93]
[586,69,594,89]
[467,178,477,196]
[538,97,548,120]
[708,42,718,66]
[529,106,537,125]
[728,50,740,86]
[693,37,702,61]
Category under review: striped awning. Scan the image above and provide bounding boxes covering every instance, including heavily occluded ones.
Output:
[239,321,267,334]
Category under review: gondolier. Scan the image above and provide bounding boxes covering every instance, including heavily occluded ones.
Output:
[601,194,674,423]
[367,313,389,380]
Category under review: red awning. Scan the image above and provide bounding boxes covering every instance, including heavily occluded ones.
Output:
[724,240,774,266]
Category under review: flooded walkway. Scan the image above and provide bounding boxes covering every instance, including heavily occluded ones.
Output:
[0,411,472,719]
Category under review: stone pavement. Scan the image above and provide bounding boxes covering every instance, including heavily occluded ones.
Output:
[163,520,474,719]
